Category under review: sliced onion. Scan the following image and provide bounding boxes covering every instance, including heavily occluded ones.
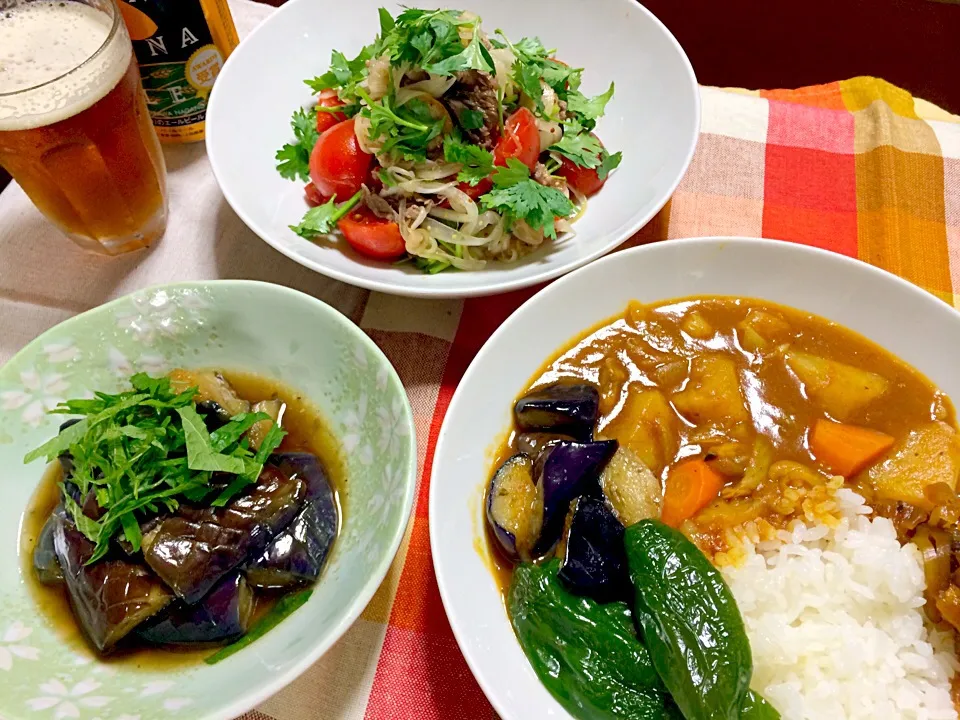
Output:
[403,74,457,98]
[536,117,563,151]
[513,220,544,246]
[411,162,460,181]
[353,115,379,155]
[421,218,494,247]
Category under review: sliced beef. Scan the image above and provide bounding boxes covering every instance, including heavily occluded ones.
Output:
[444,70,500,150]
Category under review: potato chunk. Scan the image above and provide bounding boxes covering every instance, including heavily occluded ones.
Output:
[858,422,960,510]
[784,350,888,420]
[603,389,677,475]
[672,355,750,435]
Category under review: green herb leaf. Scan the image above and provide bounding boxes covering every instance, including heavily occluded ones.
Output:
[289,191,363,239]
[566,82,615,122]
[513,61,544,110]
[275,107,319,182]
[378,7,395,34]
[549,131,605,169]
[457,107,485,131]
[490,157,532,187]
[176,405,247,475]
[597,150,622,180]
[482,163,574,240]
[120,512,142,553]
[425,25,495,76]
[205,589,313,665]
[209,412,271,452]
[443,136,494,185]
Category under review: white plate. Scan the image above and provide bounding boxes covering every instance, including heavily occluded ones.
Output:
[429,237,960,718]
[206,0,699,298]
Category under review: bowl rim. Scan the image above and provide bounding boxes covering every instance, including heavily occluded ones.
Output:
[3,279,419,720]
[206,0,702,299]
[428,235,960,718]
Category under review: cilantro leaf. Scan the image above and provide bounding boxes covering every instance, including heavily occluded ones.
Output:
[290,191,362,239]
[275,107,319,182]
[513,61,544,110]
[378,7,395,34]
[597,150,622,180]
[490,157,532,187]
[566,82,615,122]
[425,27,496,76]
[457,107,485,130]
[360,91,445,162]
[444,136,494,185]
[549,131,605,169]
[481,162,575,240]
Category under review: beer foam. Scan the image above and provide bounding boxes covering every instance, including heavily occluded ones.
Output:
[0,1,131,131]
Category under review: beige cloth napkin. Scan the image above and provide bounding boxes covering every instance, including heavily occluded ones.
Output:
[0,0,375,366]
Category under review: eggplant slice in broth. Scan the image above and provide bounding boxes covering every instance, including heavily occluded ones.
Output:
[514,383,600,441]
[142,465,307,604]
[532,440,619,557]
[487,454,543,562]
[247,453,338,588]
[137,572,254,645]
[54,515,173,653]
[558,497,629,602]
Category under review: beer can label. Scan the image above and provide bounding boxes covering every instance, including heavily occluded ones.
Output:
[122,0,224,141]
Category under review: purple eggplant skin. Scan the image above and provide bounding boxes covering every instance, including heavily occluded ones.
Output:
[486,454,540,561]
[514,383,600,441]
[143,465,307,603]
[246,453,338,588]
[515,432,576,461]
[558,497,629,602]
[54,515,172,653]
[33,511,64,586]
[136,573,254,645]
[531,439,619,558]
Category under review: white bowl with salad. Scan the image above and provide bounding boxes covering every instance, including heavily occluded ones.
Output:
[206,0,699,297]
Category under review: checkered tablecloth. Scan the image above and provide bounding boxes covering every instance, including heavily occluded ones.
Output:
[1,2,959,718]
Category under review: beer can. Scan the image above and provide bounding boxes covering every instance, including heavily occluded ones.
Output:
[117,0,239,143]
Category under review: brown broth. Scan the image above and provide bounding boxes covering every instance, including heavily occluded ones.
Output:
[486,296,957,598]
[18,369,346,670]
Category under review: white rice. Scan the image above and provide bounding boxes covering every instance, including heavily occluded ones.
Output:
[721,489,960,720]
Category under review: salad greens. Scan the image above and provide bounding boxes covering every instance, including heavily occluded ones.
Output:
[24,373,286,563]
[276,7,621,271]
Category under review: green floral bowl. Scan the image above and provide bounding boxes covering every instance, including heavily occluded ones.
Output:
[0,281,416,720]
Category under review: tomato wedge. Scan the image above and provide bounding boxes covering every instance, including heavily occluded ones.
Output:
[309,118,373,200]
[337,205,406,260]
[315,90,347,135]
[304,182,328,207]
[557,156,607,196]
[494,107,541,171]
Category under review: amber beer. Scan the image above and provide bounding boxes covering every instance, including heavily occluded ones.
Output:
[0,0,167,255]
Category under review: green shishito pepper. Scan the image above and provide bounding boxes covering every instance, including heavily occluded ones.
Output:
[508,560,675,719]
[625,520,753,720]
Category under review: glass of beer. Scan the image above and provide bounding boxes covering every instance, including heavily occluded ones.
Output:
[0,0,167,255]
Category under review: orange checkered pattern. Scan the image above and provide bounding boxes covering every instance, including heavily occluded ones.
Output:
[242,77,960,720]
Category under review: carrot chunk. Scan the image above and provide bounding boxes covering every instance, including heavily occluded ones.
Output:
[660,458,726,527]
[809,419,895,477]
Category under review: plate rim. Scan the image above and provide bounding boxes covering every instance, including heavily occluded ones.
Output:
[206,0,701,299]
[2,278,419,720]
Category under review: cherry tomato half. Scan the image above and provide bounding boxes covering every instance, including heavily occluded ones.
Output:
[456,178,493,200]
[309,118,373,200]
[315,90,347,134]
[493,107,541,171]
[337,205,406,260]
[556,135,611,196]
